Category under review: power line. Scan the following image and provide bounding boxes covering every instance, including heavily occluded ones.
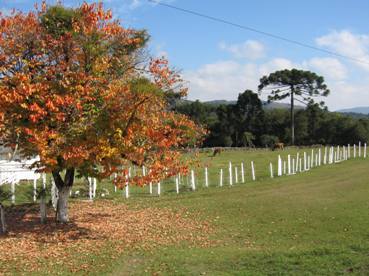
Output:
[148,0,369,66]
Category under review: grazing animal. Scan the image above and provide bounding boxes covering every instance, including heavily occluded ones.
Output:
[272,142,284,151]
[212,148,222,157]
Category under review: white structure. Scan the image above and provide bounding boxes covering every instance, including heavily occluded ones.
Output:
[219,168,223,187]
[0,157,41,204]
[175,176,179,194]
[205,167,209,187]
[251,161,256,181]
[278,155,282,176]
[365,143,367,158]
[229,162,233,186]
[235,167,238,184]
[269,162,274,178]
[190,169,196,190]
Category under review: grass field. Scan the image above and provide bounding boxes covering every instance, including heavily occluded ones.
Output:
[1,148,369,275]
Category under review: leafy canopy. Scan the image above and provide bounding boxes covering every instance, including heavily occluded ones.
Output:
[0,2,204,187]
[258,69,330,107]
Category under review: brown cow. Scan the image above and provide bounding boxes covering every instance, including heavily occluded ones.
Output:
[272,142,284,151]
[212,148,222,157]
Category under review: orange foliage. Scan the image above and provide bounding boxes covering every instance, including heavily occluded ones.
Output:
[0,2,205,187]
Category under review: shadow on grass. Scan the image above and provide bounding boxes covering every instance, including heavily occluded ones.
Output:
[1,203,95,242]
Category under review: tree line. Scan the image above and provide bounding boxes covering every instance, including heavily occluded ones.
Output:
[175,90,369,148]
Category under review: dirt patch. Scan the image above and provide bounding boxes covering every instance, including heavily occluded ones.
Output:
[0,201,213,274]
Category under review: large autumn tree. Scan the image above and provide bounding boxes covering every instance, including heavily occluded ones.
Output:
[0,2,204,222]
[258,69,329,145]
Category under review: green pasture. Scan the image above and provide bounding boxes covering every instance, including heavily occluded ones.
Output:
[1,147,369,275]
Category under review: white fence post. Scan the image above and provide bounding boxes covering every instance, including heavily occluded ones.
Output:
[88,177,93,200]
[241,162,245,183]
[229,162,233,186]
[296,153,300,172]
[251,161,256,181]
[191,170,196,191]
[125,175,129,198]
[175,176,179,194]
[93,178,97,198]
[315,154,318,167]
[337,146,340,161]
[278,155,282,176]
[235,167,238,184]
[270,162,274,178]
[348,144,351,159]
[311,149,314,167]
[359,141,362,157]
[364,143,367,158]
[318,148,322,166]
[219,169,223,187]
[354,144,356,158]
[287,155,291,175]
[157,182,161,195]
[307,156,310,170]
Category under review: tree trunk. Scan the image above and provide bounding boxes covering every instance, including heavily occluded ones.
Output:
[0,203,6,234]
[52,168,75,223]
[56,186,71,223]
[290,86,295,145]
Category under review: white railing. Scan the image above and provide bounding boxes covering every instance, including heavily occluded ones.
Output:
[0,157,41,203]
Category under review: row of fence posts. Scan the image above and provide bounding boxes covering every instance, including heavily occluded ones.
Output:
[270,143,367,179]
[106,159,258,199]
[11,142,368,203]
[111,143,367,199]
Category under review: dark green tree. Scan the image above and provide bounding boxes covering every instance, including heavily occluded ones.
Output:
[233,90,265,146]
[258,69,330,145]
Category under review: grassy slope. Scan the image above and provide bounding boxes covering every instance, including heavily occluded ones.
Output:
[2,148,369,275]
[110,155,369,275]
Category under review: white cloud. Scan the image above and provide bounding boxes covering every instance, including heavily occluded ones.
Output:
[129,0,142,9]
[184,58,299,102]
[219,40,266,60]
[325,80,369,110]
[184,61,259,101]
[184,30,369,110]
[304,57,348,81]
[184,56,366,110]
[258,58,296,76]
[316,30,369,71]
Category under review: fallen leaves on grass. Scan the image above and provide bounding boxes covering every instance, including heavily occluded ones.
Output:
[0,201,212,274]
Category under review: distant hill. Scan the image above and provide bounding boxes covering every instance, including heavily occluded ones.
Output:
[202,100,304,110]
[337,106,369,115]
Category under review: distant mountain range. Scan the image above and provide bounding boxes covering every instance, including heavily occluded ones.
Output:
[336,107,369,115]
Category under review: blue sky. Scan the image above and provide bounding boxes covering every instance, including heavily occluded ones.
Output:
[1,0,369,110]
